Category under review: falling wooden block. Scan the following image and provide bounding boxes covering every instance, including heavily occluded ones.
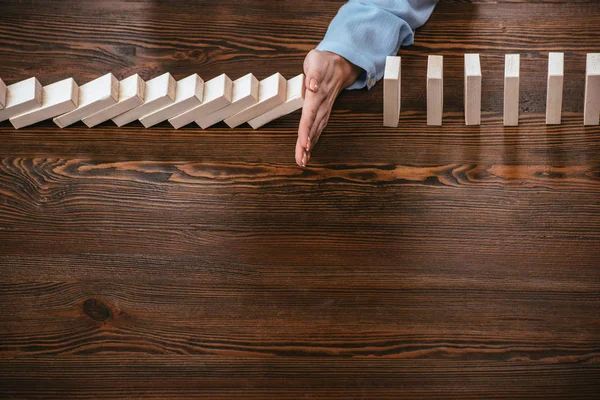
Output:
[53,73,119,128]
[224,73,286,128]
[10,78,78,129]
[383,56,401,128]
[197,73,259,129]
[545,52,564,125]
[464,54,481,126]
[248,74,305,129]
[112,72,176,127]
[584,53,600,126]
[0,78,6,109]
[139,74,204,128]
[503,54,520,126]
[168,74,232,129]
[0,77,42,122]
[82,74,146,128]
[427,55,443,126]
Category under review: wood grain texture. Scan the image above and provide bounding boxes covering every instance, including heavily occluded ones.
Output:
[0,0,599,399]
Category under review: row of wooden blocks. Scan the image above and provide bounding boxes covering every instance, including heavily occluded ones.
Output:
[0,72,306,129]
[383,53,600,127]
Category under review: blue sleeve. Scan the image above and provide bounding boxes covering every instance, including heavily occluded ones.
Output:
[317,0,438,90]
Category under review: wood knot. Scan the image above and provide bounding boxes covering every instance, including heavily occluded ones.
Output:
[83,299,112,323]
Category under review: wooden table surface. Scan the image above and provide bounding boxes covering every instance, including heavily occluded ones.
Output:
[1,0,599,398]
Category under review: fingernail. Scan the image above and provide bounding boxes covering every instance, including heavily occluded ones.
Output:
[306,136,311,152]
[308,78,319,93]
[301,152,307,168]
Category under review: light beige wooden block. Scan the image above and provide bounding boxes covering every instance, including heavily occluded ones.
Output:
[139,74,204,128]
[248,74,305,129]
[383,56,401,127]
[503,54,520,126]
[545,52,564,125]
[168,74,232,129]
[10,78,78,129]
[584,53,600,126]
[0,78,6,109]
[82,74,145,128]
[0,77,42,122]
[224,73,286,128]
[464,54,481,126]
[53,73,119,128]
[112,72,176,127]
[197,73,259,129]
[427,55,443,126]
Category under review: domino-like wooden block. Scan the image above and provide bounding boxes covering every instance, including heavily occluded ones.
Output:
[464,54,482,126]
[248,73,305,129]
[10,78,78,129]
[545,52,564,125]
[427,55,443,126]
[0,78,6,109]
[0,77,42,122]
[224,73,287,128]
[503,54,520,126]
[139,74,204,128]
[197,73,259,129]
[584,53,600,126]
[112,72,176,127]
[82,74,145,128]
[383,56,401,127]
[168,74,232,129]
[53,73,119,128]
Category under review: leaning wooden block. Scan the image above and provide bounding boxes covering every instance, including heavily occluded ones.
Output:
[0,78,6,109]
[82,74,145,128]
[503,54,520,126]
[248,74,305,129]
[168,74,232,129]
[139,74,204,128]
[383,56,401,127]
[224,73,287,128]
[584,53,600,126]
[545,52,564,125]
[10,78,78,129]
[464,54,481,126]
[197,73,259,129]
[427,55,443,126]
[112,72,176,127]
[0,77,42,122]
[53,73,119,128]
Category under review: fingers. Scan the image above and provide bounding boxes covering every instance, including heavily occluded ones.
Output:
[303,50,323,94]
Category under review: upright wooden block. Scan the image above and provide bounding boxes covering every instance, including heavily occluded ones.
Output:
[82,74,145,128]
[464,54,482,126]
[112,72,176,127]
[383,56,401,127]
[10,78,78,129]
[584,53,600,126]
[545,52,564,125]
[503,54,520,126]
[139,74,203,128]
[224,73,287,128]
[168,74,232,129]
[0,77,42,122]
[0,78,7,110]
[53,73,119,128]
[427,55,443,126]
[248,74,305,129]
[198,73,259,129]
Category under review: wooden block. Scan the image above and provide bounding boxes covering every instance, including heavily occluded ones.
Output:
[112,73,176,127]
[427,55,443,126]
[139,74,204,128]
[383,56,401,127]
[464,54,482,126]
[503,54,520,126]
[545,52,564,125]
[584,53,600,126]
[197,73,259,129]
[248,74,305,129]
[0,78,6,109]
[168,74,232,129]
[224,73,286,128]
[82,74,145,128]
[0,77,42,122]
[10,78,78,129]
[53,73,119,128]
